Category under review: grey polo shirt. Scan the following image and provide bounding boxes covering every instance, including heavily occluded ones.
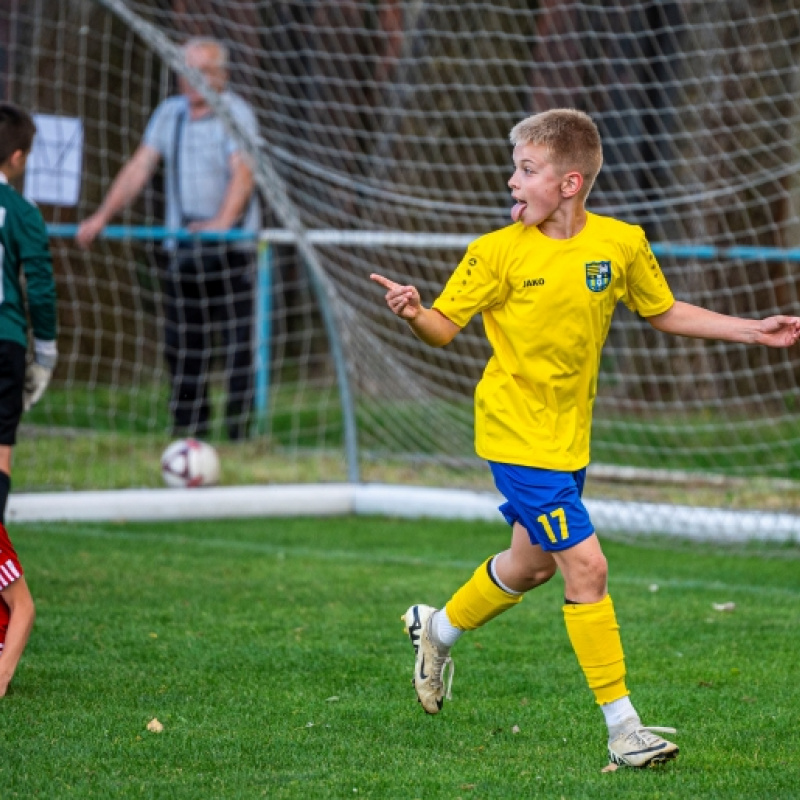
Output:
[143,92,260,250]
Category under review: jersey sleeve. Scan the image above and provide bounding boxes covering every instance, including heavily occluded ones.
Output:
[0,525,23,650]
[621,228,675,318]
[432,239,505,327]
[142,98,178,157]
[0,524,23,591]
[19,201,58,342]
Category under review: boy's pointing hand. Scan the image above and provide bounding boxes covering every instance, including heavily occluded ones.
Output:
[370,273,422,321]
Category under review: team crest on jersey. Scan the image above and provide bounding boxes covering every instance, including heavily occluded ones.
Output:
[585,261,611,293]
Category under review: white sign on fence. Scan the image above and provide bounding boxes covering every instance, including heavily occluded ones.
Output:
[23,114,83,207]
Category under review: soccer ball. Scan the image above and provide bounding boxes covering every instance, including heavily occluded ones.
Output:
[160,438,221,488]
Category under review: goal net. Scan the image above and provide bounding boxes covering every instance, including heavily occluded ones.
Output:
[3,0,799,534]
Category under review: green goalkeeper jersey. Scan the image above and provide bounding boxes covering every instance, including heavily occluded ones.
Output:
[0,174,57,349]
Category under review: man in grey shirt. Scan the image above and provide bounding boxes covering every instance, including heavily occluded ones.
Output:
[77,37,259,440]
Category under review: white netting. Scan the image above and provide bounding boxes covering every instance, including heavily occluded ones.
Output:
[2,0,799,525]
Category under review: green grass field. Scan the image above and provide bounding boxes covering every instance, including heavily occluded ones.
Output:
[2,516,799,799]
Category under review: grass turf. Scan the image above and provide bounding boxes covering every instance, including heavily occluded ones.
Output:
[2,516,799,799]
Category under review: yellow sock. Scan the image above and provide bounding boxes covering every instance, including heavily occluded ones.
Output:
[563,594,628,705]
[445,557,523,631]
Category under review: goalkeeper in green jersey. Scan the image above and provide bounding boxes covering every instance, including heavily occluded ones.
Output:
[0,104,58,523]
[371,108,800,768]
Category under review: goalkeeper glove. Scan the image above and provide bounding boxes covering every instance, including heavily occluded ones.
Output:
[23,339,57,412]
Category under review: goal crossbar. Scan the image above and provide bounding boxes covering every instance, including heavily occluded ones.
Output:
[46,225,800,259]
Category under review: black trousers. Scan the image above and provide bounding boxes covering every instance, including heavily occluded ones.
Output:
[163,246,255,441]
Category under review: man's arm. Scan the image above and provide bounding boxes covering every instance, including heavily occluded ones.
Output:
[0,577,35,697]
[647,300,800,348]
[370,273,461,347]
[188,152,254,233]
[76,144,161,249]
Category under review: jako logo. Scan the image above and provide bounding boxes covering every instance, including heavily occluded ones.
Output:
[523,278,545,287]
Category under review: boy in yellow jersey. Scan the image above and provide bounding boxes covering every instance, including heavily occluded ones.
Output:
[370,108,800,769]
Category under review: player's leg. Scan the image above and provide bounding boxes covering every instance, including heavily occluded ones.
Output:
[444,520,556,630]
[553,523,678,766]
[162,263,197,435]
[494,464,627,711]
[403,515,558,714]
[495,464,677,766]
[493,520,558,592]
[406,461,678,765]
[219,250,255,441]
[173,252,212,437]
[0,340,26,523]
[0,446,11,524]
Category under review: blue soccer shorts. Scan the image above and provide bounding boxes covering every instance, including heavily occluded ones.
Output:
[488,461,595,552]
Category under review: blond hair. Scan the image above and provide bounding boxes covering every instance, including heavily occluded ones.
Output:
[509,109,603,198]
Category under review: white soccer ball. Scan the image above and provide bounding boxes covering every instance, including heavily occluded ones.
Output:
[160,438,221,488]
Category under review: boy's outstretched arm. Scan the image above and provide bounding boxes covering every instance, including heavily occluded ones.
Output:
[0,577,35,698]
[370,273,461,347]
[648,300,800,348]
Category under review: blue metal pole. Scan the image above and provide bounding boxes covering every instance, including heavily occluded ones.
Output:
[254,241,272,432]
[47,225,800,262]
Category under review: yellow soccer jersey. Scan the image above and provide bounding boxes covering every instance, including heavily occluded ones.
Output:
[432,212,674,471]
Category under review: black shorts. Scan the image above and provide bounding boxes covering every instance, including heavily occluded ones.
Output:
[0,340,26,446]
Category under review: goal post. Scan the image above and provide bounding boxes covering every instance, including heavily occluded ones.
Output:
[3,0,799,538]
